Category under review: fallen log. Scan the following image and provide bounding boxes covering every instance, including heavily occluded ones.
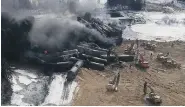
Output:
[66,60,84,82]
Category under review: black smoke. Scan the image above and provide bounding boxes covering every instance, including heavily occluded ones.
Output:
[2,12,35,61]
[29,17,114,51]
[2,12,114,61]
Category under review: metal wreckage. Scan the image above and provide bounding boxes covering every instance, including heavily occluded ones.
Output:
[2,12,134,83]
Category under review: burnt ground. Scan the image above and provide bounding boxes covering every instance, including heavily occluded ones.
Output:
[72,40,185,106]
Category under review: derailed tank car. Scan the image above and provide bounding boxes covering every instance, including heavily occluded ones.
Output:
[66,60,84,82]
[77,13,123,46]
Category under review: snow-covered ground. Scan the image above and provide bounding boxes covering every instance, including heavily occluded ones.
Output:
[10,69,78,106]
[14,69,37,78]
[11,69,40,106]
[128,12,185,41]
[42,74,77,106]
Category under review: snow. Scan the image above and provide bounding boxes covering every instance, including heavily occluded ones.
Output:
[61,81,78,105]
[11,94,31,106]
[18,76,32,85]
[11,68,78,106]
[12,75,23,92]
[42,74,77,106]
[42,74,65,105]
[143,12,185,22]
[130,12,185,41]
[12,84,23,92]
[14,69,37,78]
[31,79,38,82]
[131,23,185,41]
[11,72,77,106]
[122,26,138,40]
[12,75,17,84]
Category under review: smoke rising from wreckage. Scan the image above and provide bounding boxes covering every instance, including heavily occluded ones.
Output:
[1,0,125,104]
[2,0,185,106]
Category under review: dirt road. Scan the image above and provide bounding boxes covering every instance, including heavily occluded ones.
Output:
[73,41,185,106]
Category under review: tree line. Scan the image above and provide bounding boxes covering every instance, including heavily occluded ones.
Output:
[107,0,145,11]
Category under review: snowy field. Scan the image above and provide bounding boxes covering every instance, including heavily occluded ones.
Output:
[128,12,185,41]
[10,68,78,106]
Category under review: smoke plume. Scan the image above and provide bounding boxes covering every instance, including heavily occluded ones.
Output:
[2,0,113,52]
[29,17,114,51]
[1,0,101,17]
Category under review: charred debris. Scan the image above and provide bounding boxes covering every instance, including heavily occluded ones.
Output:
[2,12,134,83]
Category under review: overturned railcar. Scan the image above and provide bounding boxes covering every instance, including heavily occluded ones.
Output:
[66,60,84,82]
[77,13,123,46]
